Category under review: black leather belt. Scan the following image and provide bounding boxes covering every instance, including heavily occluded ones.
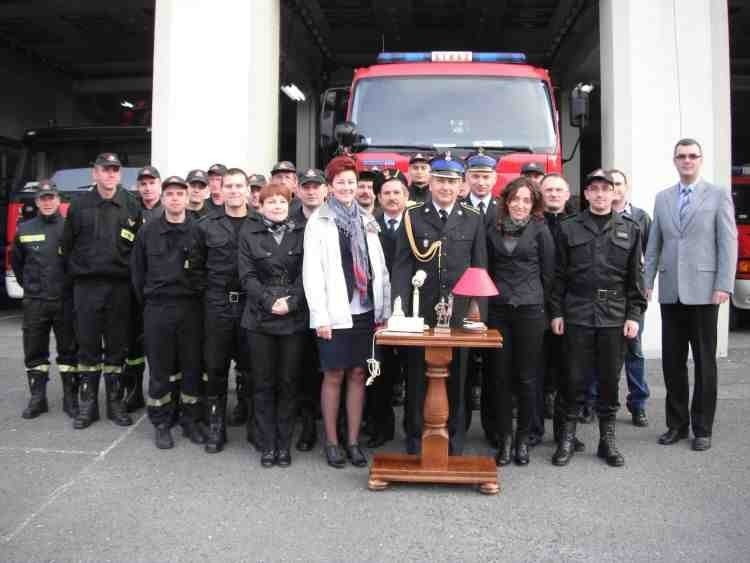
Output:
[570,288,623,300]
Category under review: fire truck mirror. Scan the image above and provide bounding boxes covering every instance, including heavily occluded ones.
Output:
[570,83,593,129]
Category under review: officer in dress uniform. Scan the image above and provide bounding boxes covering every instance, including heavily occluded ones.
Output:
[123,166,164,414]
[391,153,487,455]
[189,167,252,453]
[131,176,206,449]
[60,152,142,430]
[461,151,500,445]
[549,171,646,467]
[12,180,78,419]
[407,153,432,203]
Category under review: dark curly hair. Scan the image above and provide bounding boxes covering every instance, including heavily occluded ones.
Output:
[496,176,544,226]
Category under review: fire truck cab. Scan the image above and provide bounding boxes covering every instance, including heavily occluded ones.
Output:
[731,166,750,329]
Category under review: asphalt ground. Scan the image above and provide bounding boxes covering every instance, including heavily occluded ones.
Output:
[1,305,749,563]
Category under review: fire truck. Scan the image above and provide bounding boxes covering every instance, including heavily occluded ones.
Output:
[731,166,750,329]
[319,51,587,195]
[4,126,150,300]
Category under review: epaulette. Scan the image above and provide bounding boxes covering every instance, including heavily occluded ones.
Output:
[406,201,424,210]
[460,201,480,215]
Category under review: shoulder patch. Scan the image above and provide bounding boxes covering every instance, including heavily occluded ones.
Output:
[460,202,480,215]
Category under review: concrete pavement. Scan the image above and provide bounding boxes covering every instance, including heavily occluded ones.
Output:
[1,307,749,562]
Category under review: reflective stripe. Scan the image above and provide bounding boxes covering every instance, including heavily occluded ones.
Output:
[19,234,46,243]
[169,372,182,382]
[147,394,172,407]
[27,364,50,373]
[180,393,199,404]
[125,357,146,367]
[102,365,123,374]
[120,228,135,242]
[202,372,208,382]
[57,364,77,373]
[77,364,102,372]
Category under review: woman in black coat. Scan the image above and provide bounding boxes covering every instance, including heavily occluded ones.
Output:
[239,182,308,468]
[486,176,555,466]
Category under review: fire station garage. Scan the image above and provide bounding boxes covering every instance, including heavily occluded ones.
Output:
[0,0,748,356]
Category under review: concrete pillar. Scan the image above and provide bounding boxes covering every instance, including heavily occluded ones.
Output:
[295,95,318,171]
[560,91,581,195]
[600,0,731,357]
[152,0,280,177]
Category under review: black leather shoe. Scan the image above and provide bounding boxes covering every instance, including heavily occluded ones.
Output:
[181,420,207,445]
[276,449,292,466]
[260,450,276,467]
[325,444,346,468]
[155,424,174,450]
[514,435,530,466]
[495,435,513,466]
[692,436,711,451]
[346,443,368,467]
[527,433,542,447]
[631,409,649,427]
[658,428,689,445]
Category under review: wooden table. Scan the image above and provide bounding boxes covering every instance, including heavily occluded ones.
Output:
[369,328,503,494]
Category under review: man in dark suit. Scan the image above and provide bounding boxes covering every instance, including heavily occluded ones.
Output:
[644,138,737,451]
[461,151,499,445]
[365,169,409,448]
[391,153,487,455]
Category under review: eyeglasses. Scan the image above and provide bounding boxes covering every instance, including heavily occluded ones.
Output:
[674,153,702,161]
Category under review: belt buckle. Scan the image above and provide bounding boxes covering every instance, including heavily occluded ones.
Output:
[228,291,240,304]
[597,289,608,300]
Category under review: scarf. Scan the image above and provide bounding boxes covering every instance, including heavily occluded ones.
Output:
[327,198,371,304]
[261,216,294,235]
[501,215,531,236]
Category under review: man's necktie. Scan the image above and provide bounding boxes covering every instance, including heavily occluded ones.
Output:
[679,186,692,227]
[387,218,397,238]
[478,201,486,215]
[439,209,448,224]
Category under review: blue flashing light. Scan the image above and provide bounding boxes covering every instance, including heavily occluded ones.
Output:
[376,51,527,64]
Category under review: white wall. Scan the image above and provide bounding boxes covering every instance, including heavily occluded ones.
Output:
[151,0,280,177]
[600,0,731,357]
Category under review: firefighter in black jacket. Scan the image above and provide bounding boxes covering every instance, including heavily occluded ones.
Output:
[190,167,252,453]
[131,176,206,449]
[60,152,142,430]
[548,171,646,467]
[391,154,487,455]
[12,181,78,419]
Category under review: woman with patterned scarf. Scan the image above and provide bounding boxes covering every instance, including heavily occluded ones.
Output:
[303,156,391,469]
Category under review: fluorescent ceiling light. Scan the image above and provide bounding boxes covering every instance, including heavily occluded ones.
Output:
[281,84,306,102]
[120,100,135,108]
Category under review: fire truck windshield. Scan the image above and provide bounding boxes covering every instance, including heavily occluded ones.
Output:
[350,75,557,152]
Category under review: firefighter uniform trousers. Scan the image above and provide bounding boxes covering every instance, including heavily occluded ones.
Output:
[204,291,250,401]
[144,299,203,424]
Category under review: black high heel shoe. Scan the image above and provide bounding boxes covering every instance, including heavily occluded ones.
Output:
[325,443,346,468]
[345,443,368,467]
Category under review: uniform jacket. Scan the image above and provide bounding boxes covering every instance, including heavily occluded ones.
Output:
[12,212,67,300]
[391,200,487,326]
[644,180,737,304]
[189,208,247,296]
[130,213,200,304]
[408,183,430,204]
[61,186,142,280]
[462,195,499,230]
[303,202,391,329]
[238,214,308,335]
[486,216,555,307]
[624,205,651,254]
[375,212,403,273]
[550,209,646,327]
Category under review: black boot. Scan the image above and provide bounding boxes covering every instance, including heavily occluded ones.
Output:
[514,433,530,466]
[553,410,585,453]
[597,418,625,467]
[61,372,79,419]
[74,372,101,429]
[105,374,133,427]
[155,423,174,449]
[205,395,227,454]
[228,372,248,426]
[123,365,145,413]
[494,434,513,466]
[552,420,578,466]
[295,409,317,452]
[181,403,207,445]
[22,372,49,419]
